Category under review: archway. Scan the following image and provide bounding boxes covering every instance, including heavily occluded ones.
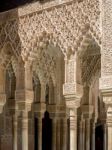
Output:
[95,125,104,150]
[76,34,101,150]
[6,64,16,100]
[42,111,52,150]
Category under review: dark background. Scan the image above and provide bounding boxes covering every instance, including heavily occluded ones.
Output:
[0,0,36,12]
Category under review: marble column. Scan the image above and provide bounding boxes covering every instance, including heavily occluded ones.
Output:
[104,124,107,150]
[22,111,28,150]
[70,114,77,150]
[13,115,18,150]
[82,120,85,150]
[62,118,67,150]
[85,118,90,150]
[38,118,42,150]
[40,83,46,103]
[106,118,112,150]
[107,123,112,150]
[52,118,57,150]
[91,123,95,150]
[78,120,83,150]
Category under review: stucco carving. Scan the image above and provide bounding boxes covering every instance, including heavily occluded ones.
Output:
[0,0,100,59]
[100,76,112,90]
[63,83,76,95]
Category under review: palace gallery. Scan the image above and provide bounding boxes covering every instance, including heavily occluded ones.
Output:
[0,0,111,150]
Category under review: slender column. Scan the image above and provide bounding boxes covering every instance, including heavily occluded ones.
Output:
[91,123,95,150]
[52,118,57,150]
[57,119,61,150]
[38,118,42,150]
[85,118,90,150]
[13,114,18,150]
[22,111,28,150]
[107,123,112,150]
[82,120,85,150]
[62,118,67,150]
[40,83,46,103]
[70,109,77,150]
[78,120,83,150]
[104,124,107,150]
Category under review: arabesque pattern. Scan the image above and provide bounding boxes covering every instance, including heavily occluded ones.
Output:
[0,0,101,60]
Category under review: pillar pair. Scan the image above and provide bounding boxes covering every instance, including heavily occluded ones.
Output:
[37,117,67,150]
[13,111,28,150]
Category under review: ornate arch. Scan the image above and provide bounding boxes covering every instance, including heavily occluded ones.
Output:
[75,31,101,84]
[23,31,60,86]
[17,0,101,59]
[0,42,16,69]
[77,31,101,57]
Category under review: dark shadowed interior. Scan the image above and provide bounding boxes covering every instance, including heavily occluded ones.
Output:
[0,0,37,12]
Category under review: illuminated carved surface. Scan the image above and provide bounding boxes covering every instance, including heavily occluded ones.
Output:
[1,0,112,150]
[0,0,101,58]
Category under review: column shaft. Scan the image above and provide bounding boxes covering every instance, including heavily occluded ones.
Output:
[85,119,90,150]
[52,118,57,150]
[104,124,107,150]
[70,117,77,150]
[13,115,18,150]
[78,121,83,150]
[22,112,28,150]
[62,119,67,150]
[107,124,112,150]
[91,123,95,150]
[38,118,42,150]
[82,120,85,150]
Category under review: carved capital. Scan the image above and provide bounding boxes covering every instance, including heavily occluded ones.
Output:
[15,90,34,111]
[107,106,112,117]
[64,94,81,108]
[63,82,83,102]
[100,76,112,90]
[106,115,112,127]
[63,83,76,95]
[33,103,46,112]
[103,96,112,105]
[47,104,66,113]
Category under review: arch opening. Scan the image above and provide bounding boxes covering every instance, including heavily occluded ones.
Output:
[42,111,52,150]
[95,125,104,150]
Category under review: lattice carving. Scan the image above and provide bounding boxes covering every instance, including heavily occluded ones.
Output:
[0,0,101,59]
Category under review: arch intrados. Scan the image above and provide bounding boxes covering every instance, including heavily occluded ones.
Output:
[77,32,101,58]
